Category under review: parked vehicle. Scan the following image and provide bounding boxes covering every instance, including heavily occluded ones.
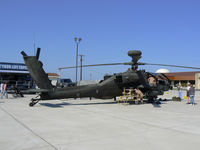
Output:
[56,78,75,88]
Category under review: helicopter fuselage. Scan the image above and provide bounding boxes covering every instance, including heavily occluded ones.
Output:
[40,70,169,100]
[21,49,171,107]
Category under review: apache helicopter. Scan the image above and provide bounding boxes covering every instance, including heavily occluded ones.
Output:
[21,48,200,106]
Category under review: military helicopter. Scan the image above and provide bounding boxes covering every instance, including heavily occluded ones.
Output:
[21,48,200,107]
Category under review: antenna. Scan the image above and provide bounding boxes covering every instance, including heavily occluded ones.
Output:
[33,33,36,55]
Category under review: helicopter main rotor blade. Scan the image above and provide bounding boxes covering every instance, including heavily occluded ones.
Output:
[59,62,132,70]
[139,62,200,70]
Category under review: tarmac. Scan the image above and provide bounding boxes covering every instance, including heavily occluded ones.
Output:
[0,90,200,150]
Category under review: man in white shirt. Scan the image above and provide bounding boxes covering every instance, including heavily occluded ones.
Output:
[186,83,191,104]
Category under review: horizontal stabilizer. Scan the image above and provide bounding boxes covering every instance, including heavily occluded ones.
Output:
[26,88,51,93]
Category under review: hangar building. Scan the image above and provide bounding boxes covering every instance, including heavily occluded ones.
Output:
[0,62,59,90]
[0,62,34,89]
[164,71,200,89]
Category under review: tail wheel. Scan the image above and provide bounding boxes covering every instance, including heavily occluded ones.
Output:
[29,102,35,107]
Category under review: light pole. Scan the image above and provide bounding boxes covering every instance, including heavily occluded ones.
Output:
[74,37,82,84]
[79,54,85,81]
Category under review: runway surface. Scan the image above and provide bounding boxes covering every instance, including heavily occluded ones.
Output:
[0,90,200,150]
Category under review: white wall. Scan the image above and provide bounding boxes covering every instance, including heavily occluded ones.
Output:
[195,73,200,90]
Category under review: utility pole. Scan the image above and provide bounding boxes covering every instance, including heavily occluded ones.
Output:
[74,37,82,84]
[79,54,85,81]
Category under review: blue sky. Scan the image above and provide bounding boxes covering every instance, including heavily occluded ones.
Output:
[0,0,200,81]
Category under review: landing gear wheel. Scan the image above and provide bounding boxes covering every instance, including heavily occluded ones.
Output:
[114,97,116,101]
[29,102,35,107]
[147,98,154,103]
[155,99,161,104]
[29,97,40,107]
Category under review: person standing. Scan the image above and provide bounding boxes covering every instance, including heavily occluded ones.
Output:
[148,75,156,87]
[134,88,144,104]
[189,84,195,105]
[0,82,4,97]
[0,82,3,93]
[1,82,8,99]
[186,83,191,104]
[177,84,182,100]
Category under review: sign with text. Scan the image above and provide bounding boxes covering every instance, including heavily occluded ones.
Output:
[0,62,28,71]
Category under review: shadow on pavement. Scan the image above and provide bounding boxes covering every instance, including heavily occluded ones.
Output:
[151,98,172,108]
[152,103,162,108]
[39,99,172,108]
[39,101,117,108]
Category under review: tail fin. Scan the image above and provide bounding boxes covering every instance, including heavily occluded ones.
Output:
[21,48,53,90]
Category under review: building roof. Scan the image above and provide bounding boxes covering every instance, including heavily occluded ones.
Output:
[164,71,200,81]
[47,73,59,77]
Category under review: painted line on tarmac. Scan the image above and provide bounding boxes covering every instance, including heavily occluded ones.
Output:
[0,105,58,150]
